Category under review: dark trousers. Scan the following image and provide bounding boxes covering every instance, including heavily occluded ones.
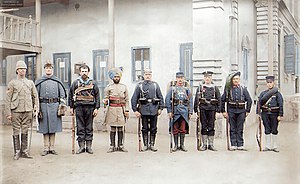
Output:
[75,106,94,142]
[141,115,158,136]
[200,109,216,136]
[262,113,279,135]
[173,117,187,135]
[228,111,246,147]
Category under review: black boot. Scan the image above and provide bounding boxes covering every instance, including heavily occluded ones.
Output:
[149,134,158,152]
[141,133,149,152]
[13,135,21,160]
[86,141,93,154]
[172,134,179,152]
[76,141,85,154]
[117,131,128,152]
[180,134,187,152]
[107,132,116,153]
[21,134,33,158]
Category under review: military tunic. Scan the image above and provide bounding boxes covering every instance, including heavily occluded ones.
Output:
[221,85,252,147]
[35,75,66,134]
[6,77,39,135]
[68,77,100,142]
[131,80,164,135]
[257,88,283,135]
[165,85,193,134]
[104,82,129,126]
[194,84,221,136]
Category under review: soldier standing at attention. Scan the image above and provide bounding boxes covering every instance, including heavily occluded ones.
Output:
[35,61,67,156]
[194,71,221,151]
[165,72,193,152]
[69,64,100,154]
[6,60,39,160]
[103,68,130,153]
[221,71,252,151]
[257,75,283,152]
[131,69,164,152]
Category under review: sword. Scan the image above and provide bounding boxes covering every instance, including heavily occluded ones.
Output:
[72,111,76,154]
[256,115,262,151]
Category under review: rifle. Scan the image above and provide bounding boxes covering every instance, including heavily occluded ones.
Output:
[256,101,262,151]
[196,111,201,151]
[138,116,142,152]
[225,114,230,150]
[72,111,76,154]
[169,81,175,153]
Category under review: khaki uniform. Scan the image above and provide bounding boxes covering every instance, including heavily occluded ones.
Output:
[6,78,39,135]
[104,83,129,126]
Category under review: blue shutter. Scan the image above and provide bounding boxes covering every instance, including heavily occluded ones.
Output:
[284,34,296,74]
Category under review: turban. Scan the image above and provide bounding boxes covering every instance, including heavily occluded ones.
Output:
[108,67,123,80]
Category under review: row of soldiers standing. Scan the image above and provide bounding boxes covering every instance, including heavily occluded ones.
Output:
[5,60,284,160]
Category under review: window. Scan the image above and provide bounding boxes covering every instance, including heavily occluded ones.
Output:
[0,59,7,85]
[25,55,36,81]
[131,47,150,82]
[284,34,296,74]
[53,52,71,89]
[93,49,109,104]
[180,43,193,89]
[242,48,249,82]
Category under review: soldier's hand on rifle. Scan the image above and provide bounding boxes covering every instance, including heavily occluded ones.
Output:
[93,109,98,117]
[168,113,173,119]
[7,115,12,122]
[158,109,162,116]
[134,111,141,118]
[277,116,282,122]
[124,111,129,118]
[70,108,74,115]
[222,112,228,119]
[103,99,108,106]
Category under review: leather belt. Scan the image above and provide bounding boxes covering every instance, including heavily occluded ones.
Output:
[39,98,59,103]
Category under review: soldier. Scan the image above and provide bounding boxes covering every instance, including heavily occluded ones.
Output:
[5,60,39,160]
[131,69,164,152]
[194,71,221,151]
[165,72,193,152]
[68,64,100,154]
[257,75,283,152]
[221,71,252,151]
[103,68,130,153]
[35,62,67,156]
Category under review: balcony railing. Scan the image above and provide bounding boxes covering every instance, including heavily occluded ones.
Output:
[0,12,38,46]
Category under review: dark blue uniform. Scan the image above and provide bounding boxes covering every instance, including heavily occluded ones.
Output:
[221,85,252,149]
[257,89,283,135]
[165,84,193,151]
[131,80,164,149]
[194,84,221,136]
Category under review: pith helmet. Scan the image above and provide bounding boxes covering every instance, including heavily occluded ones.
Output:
[15,60,27,71]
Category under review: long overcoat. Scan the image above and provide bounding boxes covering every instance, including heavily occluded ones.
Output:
[35,75,66,134]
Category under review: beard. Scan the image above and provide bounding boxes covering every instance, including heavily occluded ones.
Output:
[81,74,88,80]
[113,78,120,84]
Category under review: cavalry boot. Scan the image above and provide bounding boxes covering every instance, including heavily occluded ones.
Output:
[180,134,187,152]
[149,134,158,152]
[208,136,217,151]
[117,131,128,152]
[86,141,93,154]
[107,132,116,153]
[200,135,208,151]
[263,134,272,152]
[141,133,149,152]
[13,135,21,160]
[272,134,279,153]
[21,134,32,159]
[76,141,85,154]
[172,134,179,152]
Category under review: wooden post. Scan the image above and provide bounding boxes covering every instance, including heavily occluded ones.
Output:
[268,0,274,75]
[35,0,42,78]
[108,0,115,70]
